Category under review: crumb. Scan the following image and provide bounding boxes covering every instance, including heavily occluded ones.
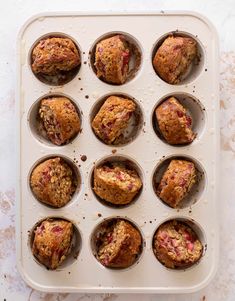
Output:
[81,155,87,161]
[85,193,88,197]
[83,52,85,54]
[149,221,152,224]
[83,217,85,220]
[98,213,102,217]
[84,61,87,64]
[112,149,117,154]
[80,88,83,91]
[205,69,207,72]
[68,271,71,274]
[78,77,81,80]
[85,95,89,99]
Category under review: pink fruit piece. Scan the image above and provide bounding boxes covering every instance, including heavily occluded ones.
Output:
[51,225,63,233]
[176,110,184,118]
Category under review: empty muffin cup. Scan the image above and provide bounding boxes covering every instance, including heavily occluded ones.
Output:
[90,32,142,85]
[29,217,81,270]
[152,93,206,146]
[91,217,143,269]
[152,218,205,269]
[30,33,81,85]
[91,155,143,208]
[90,93,143,146]
[152,155,206,209]
[152,32,204,85]
[29,155,81,208]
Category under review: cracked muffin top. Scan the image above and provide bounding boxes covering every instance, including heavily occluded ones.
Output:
[32,219,73,269]
[95,219,142,268]
[156,159,196,208]
[91,96,136,145]
[94,35,130,84]
[31,37,80,76]
[39,96,81,145]
[153,220,203,269]
[155,96,195,145]
[30,157,77,208]
[153,36,198,84]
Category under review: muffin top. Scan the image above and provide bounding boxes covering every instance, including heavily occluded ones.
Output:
[31,37,80,75]
[96,219,142,268]
[156,159,196,208]
[32,219,73,269]
[30,157,77,208]
[153,220,203,269]
[91,95,136,145]
[94,35,130,84]
[95,162,142,193]
[153,36,198,84]
[39,96,81,145]
[155,96,195,144]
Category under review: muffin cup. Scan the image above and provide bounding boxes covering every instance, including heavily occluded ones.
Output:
[90,217,145,269]
[28,93,82,147]
[90,93,144,146]
[89,31,142,85]
[28,155,82,208]
[29,217,82,270]
[152,92,206,146]
[152,155,206,209]
[90,154,144,208]
[152,217,207,270]
[29,32,82,86]
[152,31,205,85]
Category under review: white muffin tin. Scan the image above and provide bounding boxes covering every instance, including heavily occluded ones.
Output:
[16,11,219,293]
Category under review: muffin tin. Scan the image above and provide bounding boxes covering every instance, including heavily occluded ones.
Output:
[16,12,219,293]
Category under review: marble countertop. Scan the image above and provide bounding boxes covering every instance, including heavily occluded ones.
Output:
[0,0,235,300]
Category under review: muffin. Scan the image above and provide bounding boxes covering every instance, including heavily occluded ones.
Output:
[32,219,73,269]
[39,96,81,145]
[93,162,142,205]
[31,37,80,76]
[30,157,77,208]
[155,97,195,144]
[153,220,203,269]
[153,36,198,84]
[157,159,196,208]
[95,219,142,268]
[92,96,136,145]
[94,35,130,84]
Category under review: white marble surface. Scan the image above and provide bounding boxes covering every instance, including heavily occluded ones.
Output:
[0,0,235,300]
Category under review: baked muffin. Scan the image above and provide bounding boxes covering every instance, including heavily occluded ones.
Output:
[155,97,195,144]
[92,96,136,145]
[31,37,80,75]
[153,220,203,269]
[153,36,198,84]
[94,35,130,84]
[95,219,142,268]
[30,157,77,208]
[93,162,142,205]
[39,96,81,145]
[32,219,73,269]
[157,159,196,208]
